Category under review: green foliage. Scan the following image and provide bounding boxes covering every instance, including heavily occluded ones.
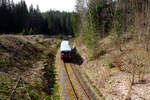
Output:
[39,40,48,45]
[29,89,40,100]
[15,37,22,44]
[85,29,98,59]
[84,14,100,59]
[35,38,40,43]
[43,51,51,56]
[29,28,34,35]
[45,96,51,100]
[26,82,52,100]
[52,84,60,100]
[47,62,56,89]
[75,0,136,59]
[108,62,115,68]
[76,0,115,59]
[112,9,124,33]
[71,13,80,37]
[43,52,57,96]
[0,75,16,100]
[43,10,74,36]
[0,36,59,99]
[20,29,26,35]
[55,41,61,48]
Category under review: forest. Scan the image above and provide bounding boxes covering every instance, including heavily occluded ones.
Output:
[1,0,150,48]
[74,1,150,99]
[75,0,150,58]
[0,0,74,36]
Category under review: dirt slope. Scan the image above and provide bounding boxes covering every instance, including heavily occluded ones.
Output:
[0,35,60,100]
[75,35,150,100]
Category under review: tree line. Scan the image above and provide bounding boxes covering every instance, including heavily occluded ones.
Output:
[0,0,74,35]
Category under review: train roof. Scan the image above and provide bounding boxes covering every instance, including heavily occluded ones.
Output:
[60,40,71,51]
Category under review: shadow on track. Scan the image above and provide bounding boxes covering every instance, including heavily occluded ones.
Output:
[64,47,83,66]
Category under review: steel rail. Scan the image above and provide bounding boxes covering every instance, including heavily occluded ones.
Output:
[62,61,78,100]
[70,64,90,100]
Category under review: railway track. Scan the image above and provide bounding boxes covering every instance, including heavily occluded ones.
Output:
[62,60,90,100]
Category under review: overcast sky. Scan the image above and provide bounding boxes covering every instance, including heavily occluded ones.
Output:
[14,0,76,12]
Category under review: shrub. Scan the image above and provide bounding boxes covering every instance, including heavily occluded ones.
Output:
[43,51,50,56]
[20,29,26,35]
[108,62,115,68]
[35,38,40,43]
[39,40,47,45]
[29,28,34,35]
[29,89,39,100]
[15,37,22,44]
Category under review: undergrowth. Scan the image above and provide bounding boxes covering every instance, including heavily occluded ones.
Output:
[0,35,60,100]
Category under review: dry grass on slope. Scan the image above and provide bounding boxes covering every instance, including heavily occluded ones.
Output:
[75,33,150,99]
[0,35,42,72]
[0,35,60,100]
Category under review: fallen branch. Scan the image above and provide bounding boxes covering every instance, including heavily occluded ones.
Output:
[22,79,31,100]
[9,76,21,99]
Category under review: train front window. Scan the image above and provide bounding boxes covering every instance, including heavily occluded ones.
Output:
[61,51,71,55]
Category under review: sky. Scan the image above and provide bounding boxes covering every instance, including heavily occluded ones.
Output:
[14,0,76,12]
